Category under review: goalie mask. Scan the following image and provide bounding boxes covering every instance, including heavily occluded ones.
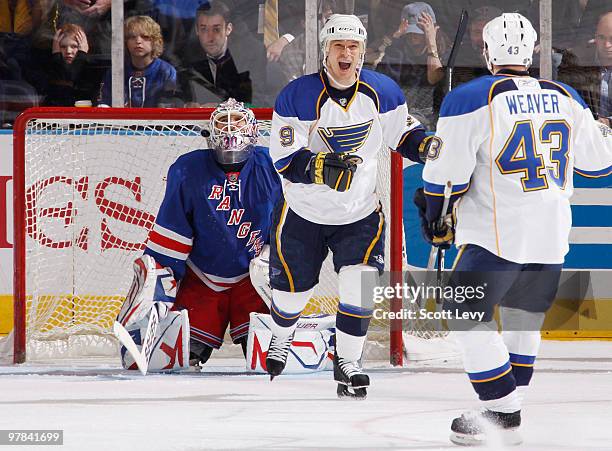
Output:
[209,98,259,164]
[482,13,537,72]
[319,14,367,88]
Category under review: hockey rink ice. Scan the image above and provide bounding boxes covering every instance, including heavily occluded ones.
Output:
[0,340,611,451]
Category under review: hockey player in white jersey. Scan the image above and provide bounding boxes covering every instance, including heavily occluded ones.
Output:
[266,14,433,397]
[415,13,612,445]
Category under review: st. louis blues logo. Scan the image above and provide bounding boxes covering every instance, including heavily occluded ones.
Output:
[317,119,373,154]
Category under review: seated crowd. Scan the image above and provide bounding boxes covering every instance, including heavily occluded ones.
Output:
[0,0,610,128]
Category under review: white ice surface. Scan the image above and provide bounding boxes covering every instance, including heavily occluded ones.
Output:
[0,340,611,451]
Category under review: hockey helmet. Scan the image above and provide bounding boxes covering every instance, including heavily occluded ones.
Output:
[319,14,367,86]
[209,98,259,164]
[482,13,537,72]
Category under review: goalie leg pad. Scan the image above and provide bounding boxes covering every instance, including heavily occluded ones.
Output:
[121,308,190,372]
[246,312,335,373]
[117,255,177,327]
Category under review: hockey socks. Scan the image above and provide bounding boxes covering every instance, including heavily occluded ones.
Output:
[266,289,312,379]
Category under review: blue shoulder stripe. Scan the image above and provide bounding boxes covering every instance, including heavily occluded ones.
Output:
[439,75,497,118]
[359,69,405,114]
[538,79,589,109]
[274,74,325,121]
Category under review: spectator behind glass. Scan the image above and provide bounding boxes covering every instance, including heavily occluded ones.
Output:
[451,6,501,88]
[178,1,267,107]
[558,10,612,126]
[44,23,99,106]
[277,0,337,83]
[150,0,210,68]
[0,0,40,84]
[376,1,450,128]
[99,15,177,107]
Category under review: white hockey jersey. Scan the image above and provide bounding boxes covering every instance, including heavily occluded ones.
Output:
[423,73,612,264]
[270,69,423,225]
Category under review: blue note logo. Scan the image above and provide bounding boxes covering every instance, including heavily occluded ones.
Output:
[317,119,373,154]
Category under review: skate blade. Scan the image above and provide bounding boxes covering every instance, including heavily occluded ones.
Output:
[336,383,367,399]
[450,428,522,447]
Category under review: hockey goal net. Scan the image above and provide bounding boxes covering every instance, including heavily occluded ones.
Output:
[7,107,449,365]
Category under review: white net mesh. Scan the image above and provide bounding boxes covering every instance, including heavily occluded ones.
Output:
[15,111,449,362]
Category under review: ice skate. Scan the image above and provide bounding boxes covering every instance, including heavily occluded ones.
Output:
[334,353,369,399]
[265,332,294,380]
[450,409,522,446]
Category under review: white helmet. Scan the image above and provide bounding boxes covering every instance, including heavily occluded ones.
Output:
[209,98,258,164]
[482,13,537,72]
[319,14,367,87]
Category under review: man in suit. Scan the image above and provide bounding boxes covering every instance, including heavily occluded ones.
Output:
[178,1,268,106]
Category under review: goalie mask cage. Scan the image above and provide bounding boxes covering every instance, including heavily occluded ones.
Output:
[9,107,442,366]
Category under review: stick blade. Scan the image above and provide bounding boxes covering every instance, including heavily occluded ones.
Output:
[113,321,149,376]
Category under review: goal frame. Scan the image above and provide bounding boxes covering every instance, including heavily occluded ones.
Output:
[12,107,405,365]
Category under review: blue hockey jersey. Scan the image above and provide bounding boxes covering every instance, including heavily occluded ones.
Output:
[144,146,282,289]
[100,58,177,107]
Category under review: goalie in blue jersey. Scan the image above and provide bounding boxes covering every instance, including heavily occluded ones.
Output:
[115,99,282,371]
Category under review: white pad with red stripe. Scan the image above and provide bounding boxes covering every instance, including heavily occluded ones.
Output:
[121,309,190,372]
[246,312,335,373]
[117,254,177,328]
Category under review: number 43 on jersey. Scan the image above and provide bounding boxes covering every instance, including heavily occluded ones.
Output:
[496,119,570,191]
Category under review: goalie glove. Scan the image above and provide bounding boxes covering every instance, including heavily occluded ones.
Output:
[249,245,272,309]
[413,188,454,249]
[308,152,363,192]
[117,255,177,327]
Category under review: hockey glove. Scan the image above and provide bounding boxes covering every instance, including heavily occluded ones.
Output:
[413,188,454,249]
[309,152,363,192]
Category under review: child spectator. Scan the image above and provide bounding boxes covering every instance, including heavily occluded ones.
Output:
[44,24,99,106]
[99,15,177,107]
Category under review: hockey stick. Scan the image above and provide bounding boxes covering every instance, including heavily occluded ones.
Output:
[113,304,160,376]
[436,182,453,303]
[427,181,452,304]
[446,9,469,92]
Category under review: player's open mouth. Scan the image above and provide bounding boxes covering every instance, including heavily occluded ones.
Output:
[338,62,351,71]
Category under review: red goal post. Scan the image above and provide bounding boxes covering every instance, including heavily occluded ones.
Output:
[11,107,405,365]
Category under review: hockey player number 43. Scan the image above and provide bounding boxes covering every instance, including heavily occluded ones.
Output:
[496,119,570,191]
